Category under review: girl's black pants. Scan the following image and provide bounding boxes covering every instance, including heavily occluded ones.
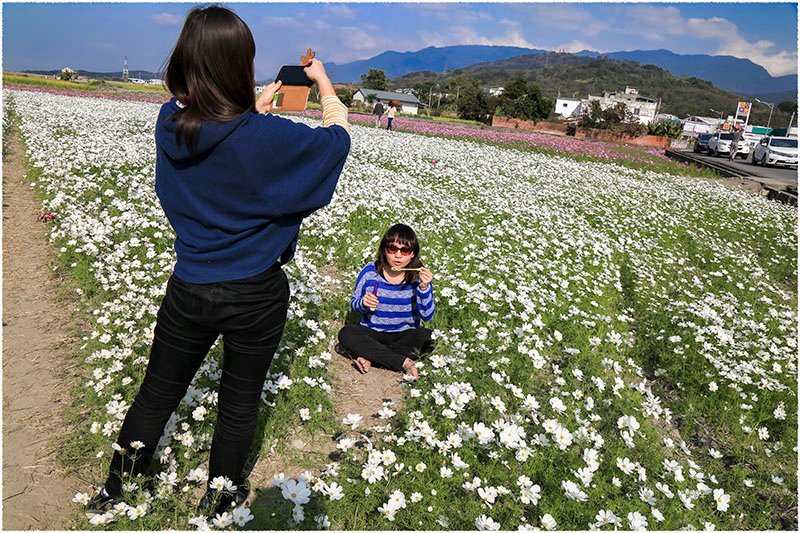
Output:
[338,324,432,371]
[105,264,289,496]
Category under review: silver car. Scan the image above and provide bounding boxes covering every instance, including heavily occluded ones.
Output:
[751,136,798,167]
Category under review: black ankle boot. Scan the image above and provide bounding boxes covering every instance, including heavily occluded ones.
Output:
[85,483,117,517]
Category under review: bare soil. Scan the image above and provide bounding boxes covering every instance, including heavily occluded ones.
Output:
[248,329,406,493]
[2,127,83,529]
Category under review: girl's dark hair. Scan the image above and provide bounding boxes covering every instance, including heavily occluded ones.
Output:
[164,5,256,150]
[375,223,423,286]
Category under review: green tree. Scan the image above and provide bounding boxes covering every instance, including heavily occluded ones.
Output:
[335,88,353,107]
[496,78,552,121]
[361,69,388,90]
[778,101,797,115]
[456,78,489,121]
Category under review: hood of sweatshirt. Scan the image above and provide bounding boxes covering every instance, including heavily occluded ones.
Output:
[155,98,251,162]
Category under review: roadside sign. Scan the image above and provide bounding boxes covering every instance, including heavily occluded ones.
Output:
[738,102,752,114]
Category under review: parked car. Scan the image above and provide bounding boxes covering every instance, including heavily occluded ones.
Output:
[739,133,762,159]
[693,133,714,153]
[707,132,749,158]
[751,136,798,167]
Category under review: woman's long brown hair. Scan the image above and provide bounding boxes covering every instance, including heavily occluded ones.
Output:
[164,6,256,151]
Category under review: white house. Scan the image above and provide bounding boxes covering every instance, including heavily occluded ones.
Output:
[147,78,162,85]
[682,115,719,136]
[554,97,582,119]
[582,86,658,125]
[486,87,505,97]
[352,88,423,115]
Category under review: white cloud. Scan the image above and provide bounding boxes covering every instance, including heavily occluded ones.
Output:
[338,26,380,52]
[418,20,535,49]
[261,16,304,29]
[151,13,183,26]
[525,5,609,37]
[323,5,357,19]
[555,40,603,54]
[610,7,796,76]
[624,5,686,37]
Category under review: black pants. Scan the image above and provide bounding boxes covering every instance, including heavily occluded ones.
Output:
[105,264,289,496]
[387,117,394,130]
[338,325,432,371]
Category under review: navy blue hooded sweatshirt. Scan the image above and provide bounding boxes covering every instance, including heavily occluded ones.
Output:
[155,98,350,283]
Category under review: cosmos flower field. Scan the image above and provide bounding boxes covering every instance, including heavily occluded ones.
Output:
[4,89,797,531]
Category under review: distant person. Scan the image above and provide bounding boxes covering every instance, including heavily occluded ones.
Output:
[730,125,742,160]
[85,5,350,519]
[373,100,384,127]
[337,224,435,378]
[386,102,397,130]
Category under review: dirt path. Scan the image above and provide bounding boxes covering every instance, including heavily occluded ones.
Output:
[248,336,406,487]
[3,127,82,529]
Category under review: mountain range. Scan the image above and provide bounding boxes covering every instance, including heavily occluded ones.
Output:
[326,45,796,102]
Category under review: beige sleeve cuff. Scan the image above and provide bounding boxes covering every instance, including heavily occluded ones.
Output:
[321,95,350,134]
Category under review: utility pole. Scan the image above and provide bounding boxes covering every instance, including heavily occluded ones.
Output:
[755,98,775,129]
[428,86,433,116]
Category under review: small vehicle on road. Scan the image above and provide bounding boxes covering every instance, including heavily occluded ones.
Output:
[693,133,714,153]
[706,132,731,157]
[751,136,798,168]
[708,131,750,159]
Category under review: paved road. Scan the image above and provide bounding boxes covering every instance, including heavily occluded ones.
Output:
[689,150,797,189]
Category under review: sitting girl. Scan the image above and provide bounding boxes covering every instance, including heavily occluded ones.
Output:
[338,224,435,378]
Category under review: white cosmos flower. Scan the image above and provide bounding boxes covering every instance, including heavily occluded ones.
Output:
[475,514,501,530]
[540,513,557,530]
[627,511,648,530]
[282,479,311,505]
[233,506,255,526]
[342,413,363,429]
[713,488,730,512]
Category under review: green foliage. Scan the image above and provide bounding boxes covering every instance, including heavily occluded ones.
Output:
[60,68,77,82]
[455,77,489,122]
[494,78,552,121]
[647,120,685,138]
[777,101,797,114]
[361,69,388,90]
[580,101,646,135]
[335,88,353,107]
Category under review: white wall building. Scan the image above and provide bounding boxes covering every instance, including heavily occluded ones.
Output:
[682,115,719,136]
[352,88,422,115]
[582,86,658,125]
[554,97,582,119]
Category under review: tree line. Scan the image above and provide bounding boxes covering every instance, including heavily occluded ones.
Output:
[341,69,553,123]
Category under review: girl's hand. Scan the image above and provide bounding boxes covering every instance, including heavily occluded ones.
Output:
[256,81,282,114]
[418,267,433,290]
[363,293,379,311]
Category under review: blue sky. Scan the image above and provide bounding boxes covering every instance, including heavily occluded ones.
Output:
[3,2,797,79]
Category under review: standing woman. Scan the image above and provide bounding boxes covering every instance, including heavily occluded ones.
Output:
[386,101,397,130]
[87,6,350,516]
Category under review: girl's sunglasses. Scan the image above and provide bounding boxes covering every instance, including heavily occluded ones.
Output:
[385,244,413,256]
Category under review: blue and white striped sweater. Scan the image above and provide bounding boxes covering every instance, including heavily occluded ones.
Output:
[350,263,435,332]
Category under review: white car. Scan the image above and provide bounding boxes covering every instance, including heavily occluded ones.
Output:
[707,132,749,159]
[751,136,798,168]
